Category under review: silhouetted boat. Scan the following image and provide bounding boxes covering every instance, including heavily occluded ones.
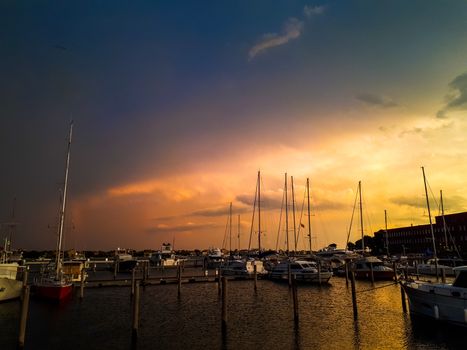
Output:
[33,122,74,301]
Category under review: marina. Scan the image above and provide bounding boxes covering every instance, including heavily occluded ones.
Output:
[1,262,467,349]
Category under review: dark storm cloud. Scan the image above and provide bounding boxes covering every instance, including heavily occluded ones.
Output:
[146,222,219,234]
[356,93,397,108]
[437,72,467,118]
[191,205,251,217]
[390,196,425,209]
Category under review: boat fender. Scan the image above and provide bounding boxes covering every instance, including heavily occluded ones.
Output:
[434,305,439,320]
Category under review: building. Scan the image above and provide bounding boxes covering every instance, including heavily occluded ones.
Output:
[374,212,467,258]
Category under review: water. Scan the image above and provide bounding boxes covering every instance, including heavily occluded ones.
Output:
[1,276,466,349]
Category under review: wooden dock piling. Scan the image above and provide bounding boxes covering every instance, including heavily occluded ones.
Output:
[253,264,257,291]
[221,276,227,329]
[441,268,446,283]
[177,264,182,297]
[393,261,398,282]
[400,285,407,313]
[350,269,358,321]
[345,263,349,287]
[131,268,136,297]
[369,262,375,285]
[80,269,85,300]
[288,263,292,287]
[132,282,140,343]
[292,275,299,323]
[18,286,30,349]
[217,268,221,295]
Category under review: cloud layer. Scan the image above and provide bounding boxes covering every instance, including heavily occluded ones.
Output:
[248,18,304,60]
[437,72,467,118]
[356,93,397,108]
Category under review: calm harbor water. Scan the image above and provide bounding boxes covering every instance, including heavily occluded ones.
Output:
[1,275,465,349]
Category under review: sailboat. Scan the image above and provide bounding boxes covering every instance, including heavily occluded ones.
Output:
[401,167,467,325]
[33,122,74,301]
[350,181,394,280]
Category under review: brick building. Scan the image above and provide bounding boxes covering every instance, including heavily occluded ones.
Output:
[374,212,467,257]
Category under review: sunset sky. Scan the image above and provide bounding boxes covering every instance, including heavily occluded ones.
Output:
[2,1,467,251]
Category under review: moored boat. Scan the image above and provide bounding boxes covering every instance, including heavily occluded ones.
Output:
[0,262,23,302]
[352,256,394,280]
[33,122,74,301]
[269,259,332,283]
[221,259,268,278]
[402,266,467,326]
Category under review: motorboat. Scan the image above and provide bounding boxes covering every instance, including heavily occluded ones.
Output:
[114,248,138,271]
[269,259,332,283]
[402,266,467,326]
[0,262,23,302]
[416,259,455,277]
[352,256,394,280]
[221,259,268,278]
[206,247,224,268]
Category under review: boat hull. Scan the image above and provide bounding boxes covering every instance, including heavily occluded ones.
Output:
[0,278,23,302]
[33,283,73,301]
[269,271,333,284]
[402,282,467,326]
[354,270,394,281]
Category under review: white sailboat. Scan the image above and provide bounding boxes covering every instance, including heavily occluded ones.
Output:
[402,167,467,325]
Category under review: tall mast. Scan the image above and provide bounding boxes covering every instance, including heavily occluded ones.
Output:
[257,170,261,252]
[384,210,389,256]
[56,121,73,276]
[229,202,232,255]
[237,214,241,251]
[440,190,449,250]
[359,181,364,252]
[306,178,312,255]
[291,176,297,252]
[285,173,289,254]
[422,167,438,277]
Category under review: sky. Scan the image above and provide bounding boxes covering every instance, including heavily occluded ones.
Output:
[2,0,467,252]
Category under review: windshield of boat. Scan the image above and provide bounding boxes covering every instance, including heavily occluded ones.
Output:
[453,271,467,288]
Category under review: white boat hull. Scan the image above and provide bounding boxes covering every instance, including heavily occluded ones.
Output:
[0,278,23,301]
[402,281,467,326]
[269,271,333,283]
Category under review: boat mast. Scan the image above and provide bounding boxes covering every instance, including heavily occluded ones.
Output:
[440,190,449,251]
[257,170,261,252]
[56,121,73,277]
[421,167,438,277]
[285,173,289,254]
[291,176,297,252]
[237,214,241,251]
[359,181,364,252]
[384,210,389,256]
[307,178,312,255]
[229,202,232,255]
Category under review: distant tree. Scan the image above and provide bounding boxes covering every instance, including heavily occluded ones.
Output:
[347,242,355,251]
[328,243,337,249]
